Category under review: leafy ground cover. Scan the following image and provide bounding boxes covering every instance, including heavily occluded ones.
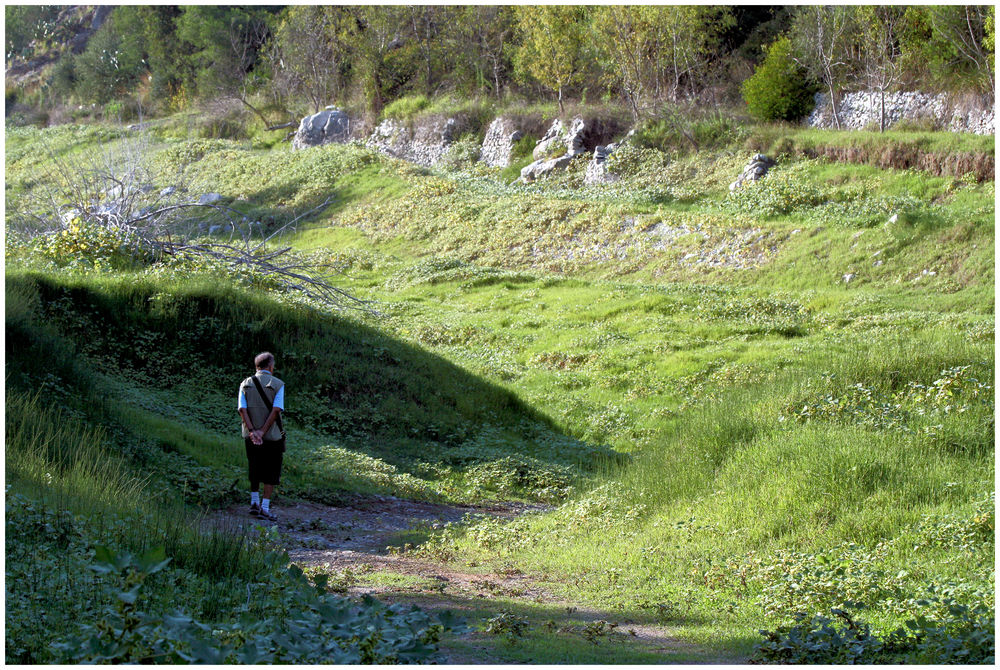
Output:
[5,119,994,663]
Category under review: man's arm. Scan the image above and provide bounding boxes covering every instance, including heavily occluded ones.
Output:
[258,407,282,439]
[239,408,263,444]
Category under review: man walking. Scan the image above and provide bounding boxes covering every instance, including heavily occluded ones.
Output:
[238,352,285,522]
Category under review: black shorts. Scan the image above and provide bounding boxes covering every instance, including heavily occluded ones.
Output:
[245,437,285,486]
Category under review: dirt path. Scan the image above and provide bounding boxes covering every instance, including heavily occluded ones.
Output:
[208,496,736,664]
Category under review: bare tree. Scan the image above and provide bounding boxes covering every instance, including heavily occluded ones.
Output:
[790,6,853,130]
[16,131,370,313]
[855,6,906,132]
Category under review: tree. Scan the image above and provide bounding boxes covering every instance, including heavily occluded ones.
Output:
[114,5,187,102]
[741,36,818,122]
[592,6,659,121]
[790,6,853,129]
[175,6,277,126]
[456,5,515,98]
[5,5,60,62]
[347,6,414,115]
[74,14,147,105]
[270,6,352,114]
[651,6,735,103]
[853,6,906,131]
[513,6,588,115]
[926,5,995,95]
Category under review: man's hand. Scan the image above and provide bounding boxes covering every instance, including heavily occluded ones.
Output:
[251,429,264,445]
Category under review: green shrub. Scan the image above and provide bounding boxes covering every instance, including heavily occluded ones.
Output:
[752,600,995,664]
[741,37,818,122]
[48,52,78,102]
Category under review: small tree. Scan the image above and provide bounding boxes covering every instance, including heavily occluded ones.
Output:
[592,6,658,121]
[513,6,588,115]
[74,17,147,105]
[790,5,853,129]
[270,6,351,114]
[854,6,906,132]
[927,5,995,96]
[742,36,818,122]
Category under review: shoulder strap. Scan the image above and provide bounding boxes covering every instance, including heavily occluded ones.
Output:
[251,375,284,435]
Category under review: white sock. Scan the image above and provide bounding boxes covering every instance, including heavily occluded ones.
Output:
[251,492,260,506]
[261,498,270,512]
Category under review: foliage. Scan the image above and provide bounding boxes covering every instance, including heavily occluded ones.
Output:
[51,548,466,664]
[5,5,62,61]
[483,610,531,640]
[27,218,148,270]
[725,165,824,216]
[73,14,148,105]
[741,37,818,122]
[513,6,589,114]
[752,601,994,664]
[634,110,747,154]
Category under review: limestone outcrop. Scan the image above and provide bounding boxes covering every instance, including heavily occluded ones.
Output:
[367,116,464,167]
[292,107,352,150]
[480,117,524,168]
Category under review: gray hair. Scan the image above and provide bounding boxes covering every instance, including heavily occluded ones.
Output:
[254,351,275,369]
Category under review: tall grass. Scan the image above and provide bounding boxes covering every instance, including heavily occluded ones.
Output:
[6,391,148,508]
[5,390,276,580]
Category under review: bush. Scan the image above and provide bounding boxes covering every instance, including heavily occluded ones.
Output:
[48,52,78,101]
[741,37,818,122]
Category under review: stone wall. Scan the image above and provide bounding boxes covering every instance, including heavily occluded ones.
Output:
[808,91,994,135]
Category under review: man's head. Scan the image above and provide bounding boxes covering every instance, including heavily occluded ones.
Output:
[254,351,275,371]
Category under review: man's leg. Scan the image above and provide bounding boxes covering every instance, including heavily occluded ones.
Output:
[246,438,261,513]
[259,441,283,519]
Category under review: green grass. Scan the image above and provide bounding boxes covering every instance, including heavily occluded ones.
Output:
[4,117,994,663]
[758,125,995,156]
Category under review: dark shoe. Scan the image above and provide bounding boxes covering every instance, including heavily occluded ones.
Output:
[259,508,277,522]
[249,503,261,517]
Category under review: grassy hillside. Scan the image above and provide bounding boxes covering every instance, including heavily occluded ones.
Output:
[5,118,994,663]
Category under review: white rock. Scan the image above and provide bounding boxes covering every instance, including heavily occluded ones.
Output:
[198,193,223,205]
[842,273,856,283]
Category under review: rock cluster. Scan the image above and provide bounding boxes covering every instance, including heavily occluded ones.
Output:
[531,119,565,160]
[729,154,776,191]
[292,107,352,150]
[520,117,593,182]
[808,91,994,135]
[584,144,622,185]
[367,116,461,167]
[480,117,524,168]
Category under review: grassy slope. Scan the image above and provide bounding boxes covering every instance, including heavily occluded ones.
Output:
[5,120,994,661]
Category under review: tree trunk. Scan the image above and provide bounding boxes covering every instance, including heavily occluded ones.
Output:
[627,89,640,123]
[558,86,564,116]
[827,81,841,130]
[879,89,886,132]
[239,95,272,129]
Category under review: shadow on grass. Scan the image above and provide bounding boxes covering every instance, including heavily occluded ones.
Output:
[6,271,623,497]
[353,587,751,664]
